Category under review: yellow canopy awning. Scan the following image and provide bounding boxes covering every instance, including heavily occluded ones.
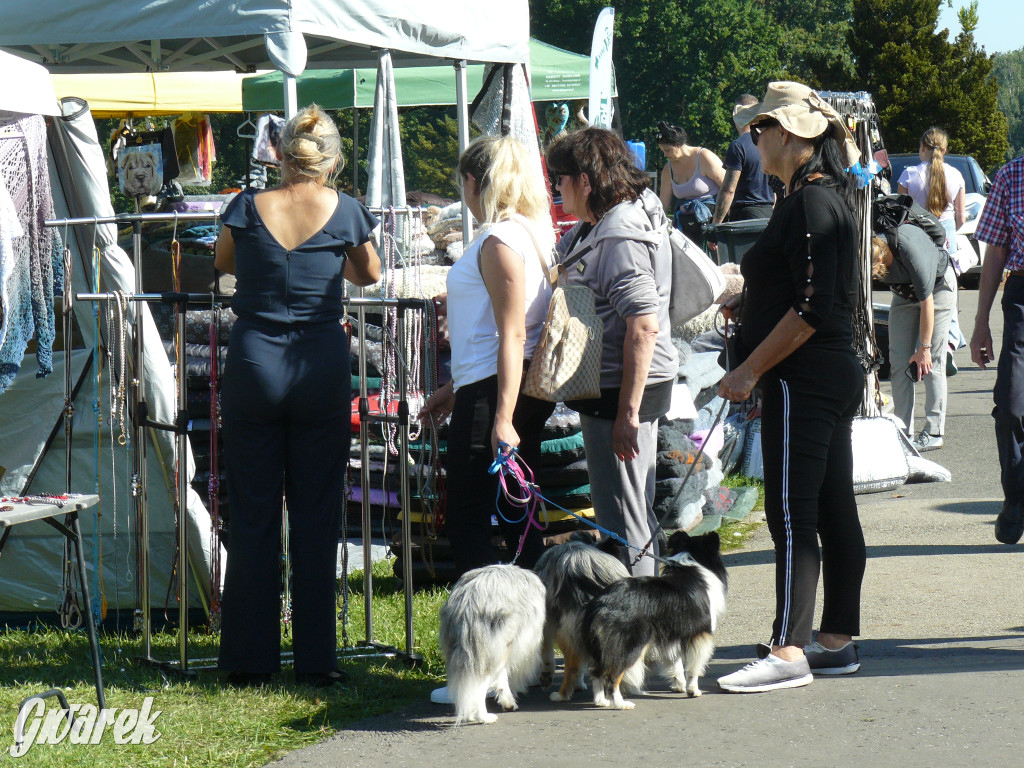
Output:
[50,71,253,117]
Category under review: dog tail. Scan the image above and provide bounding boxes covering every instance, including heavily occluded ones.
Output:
[620,656,646,695]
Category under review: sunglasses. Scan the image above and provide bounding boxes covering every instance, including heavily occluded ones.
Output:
[750,118,780,146]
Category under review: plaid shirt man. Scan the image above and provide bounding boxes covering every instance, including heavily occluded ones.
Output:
[972,154,1024,544]
[976,155,1024,270]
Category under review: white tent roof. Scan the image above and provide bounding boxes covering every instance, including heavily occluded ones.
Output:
[0,0,530,73]
[0,49,60,115]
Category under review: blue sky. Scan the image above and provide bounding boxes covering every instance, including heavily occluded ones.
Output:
[938,0,1022,54]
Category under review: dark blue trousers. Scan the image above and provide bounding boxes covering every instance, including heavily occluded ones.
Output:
[994,275,1024,505]
[218,318,350,675]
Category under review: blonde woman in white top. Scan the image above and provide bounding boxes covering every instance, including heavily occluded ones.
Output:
[897,127,966,253]
[418,135,555,576]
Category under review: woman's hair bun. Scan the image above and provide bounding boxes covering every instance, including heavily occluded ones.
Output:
[279,104,343,180]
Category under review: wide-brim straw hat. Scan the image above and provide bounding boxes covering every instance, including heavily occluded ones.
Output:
[735,81,861,167]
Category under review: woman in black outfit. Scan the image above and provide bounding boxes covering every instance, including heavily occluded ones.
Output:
[715,82,866,693]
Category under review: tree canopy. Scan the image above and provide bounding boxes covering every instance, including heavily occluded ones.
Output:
[849,0,1008,169]
[993,48,1024,160]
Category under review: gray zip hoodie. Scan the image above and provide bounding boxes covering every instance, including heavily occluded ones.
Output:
[559,187,678,388]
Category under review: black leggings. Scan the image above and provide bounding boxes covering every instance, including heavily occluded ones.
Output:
[760,350,865,647]
[444,374,554,576]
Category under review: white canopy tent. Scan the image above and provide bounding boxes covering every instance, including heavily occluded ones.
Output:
[0,0,530,116]
[0,1,531,619]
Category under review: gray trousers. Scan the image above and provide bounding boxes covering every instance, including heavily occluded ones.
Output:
[579,414,660,576]
[888,266,957,436]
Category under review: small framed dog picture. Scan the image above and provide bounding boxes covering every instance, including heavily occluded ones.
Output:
[118,144,164,198]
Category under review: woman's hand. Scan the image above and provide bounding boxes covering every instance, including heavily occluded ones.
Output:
[909,346,933,378]
[418,381,455,425]
[613,413,641,462]
[719,362,759,402]
[721,293,743,320]
[491,416,520,459]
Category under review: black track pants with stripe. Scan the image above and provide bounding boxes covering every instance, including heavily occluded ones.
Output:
[760,348,865,647]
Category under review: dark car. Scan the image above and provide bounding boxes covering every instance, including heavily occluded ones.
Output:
[886,152,992,197]
[885,153,993,286]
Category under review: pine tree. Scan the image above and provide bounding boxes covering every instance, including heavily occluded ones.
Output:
[992,49,1024,160]
[849,0,1008,169]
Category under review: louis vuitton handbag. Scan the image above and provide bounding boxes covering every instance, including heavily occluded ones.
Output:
[516,217,603,402]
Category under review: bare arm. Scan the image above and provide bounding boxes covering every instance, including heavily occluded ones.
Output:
[480,236,528,457]
[214,227,236,274]
[712,169,740,225]
[954,186,966,230]
[718,309,816,402]
[344,241,382,286]
[701,148,727,190]
[659,163,673,213]
[971,243,1009,369]
[615,313,659,462]
[910,293,934,377]
[897,183,908,196]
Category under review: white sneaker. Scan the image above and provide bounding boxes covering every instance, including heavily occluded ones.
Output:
[718,654,813,693]
[429,684,498,704]
[430,685,453,704]
[912,431,943,452]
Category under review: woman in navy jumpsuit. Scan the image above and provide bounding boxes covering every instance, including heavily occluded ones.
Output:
[214,106,381,687]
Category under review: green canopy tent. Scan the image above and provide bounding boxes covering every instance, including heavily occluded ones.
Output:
[241,38,602,110]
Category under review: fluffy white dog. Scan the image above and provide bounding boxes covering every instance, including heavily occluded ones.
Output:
[439,564,546,724]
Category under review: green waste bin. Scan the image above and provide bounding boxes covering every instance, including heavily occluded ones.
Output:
[705,218,770,265]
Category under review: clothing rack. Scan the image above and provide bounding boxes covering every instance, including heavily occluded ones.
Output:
[47,211,220,677]
[820,92,885,414]
[47,209,428,673]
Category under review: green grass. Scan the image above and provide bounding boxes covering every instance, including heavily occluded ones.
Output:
[0,499,765,767]
[0,561,449,768]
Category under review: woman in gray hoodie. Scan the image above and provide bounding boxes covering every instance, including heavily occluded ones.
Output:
[546,128,678,576]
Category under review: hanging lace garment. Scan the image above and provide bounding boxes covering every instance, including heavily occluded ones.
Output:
[0,114,62,393]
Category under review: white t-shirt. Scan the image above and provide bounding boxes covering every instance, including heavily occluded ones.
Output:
[446,217,553,389]
[897,161,965,222]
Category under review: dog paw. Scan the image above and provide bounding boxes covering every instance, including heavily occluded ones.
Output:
[479,712,498,724]
[550,691,570,702]
[669,681,687,693]
[612,700,635,710]
[687,686,702,698]
[539,672,553,688]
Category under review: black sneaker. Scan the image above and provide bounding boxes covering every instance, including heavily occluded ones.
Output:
[296,669,348,688]
[995,499,1024,545]
[226,672,272,688]
[804,641,860,675]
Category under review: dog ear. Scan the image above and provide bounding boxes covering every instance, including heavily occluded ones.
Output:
[665,530,691,555]
[702,530,721,552]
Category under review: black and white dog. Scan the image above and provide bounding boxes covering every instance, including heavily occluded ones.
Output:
[534,536,633,701]
[439,564,546,724]
[582,531,728,709]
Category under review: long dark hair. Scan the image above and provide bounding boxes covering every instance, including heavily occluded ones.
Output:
[790,132,857,206]
[546,127,650,220]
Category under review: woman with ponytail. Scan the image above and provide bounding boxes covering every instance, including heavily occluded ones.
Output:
[418,135,556,576]
[897,127,967,255]
[215,105,381,688]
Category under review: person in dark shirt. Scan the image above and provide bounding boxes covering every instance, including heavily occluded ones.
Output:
[715,82,866,694]
[214,105,381,689]
[712,93,776,224]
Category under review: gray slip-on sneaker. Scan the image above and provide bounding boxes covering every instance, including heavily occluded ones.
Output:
[804,640,860,675]
[717,654,813,693]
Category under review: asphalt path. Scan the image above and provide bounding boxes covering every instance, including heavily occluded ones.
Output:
[268,287,1024,768]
